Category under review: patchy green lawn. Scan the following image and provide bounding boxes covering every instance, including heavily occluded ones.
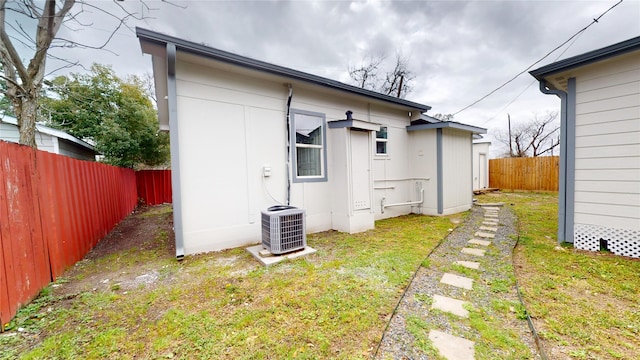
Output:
[477,192,640,360]
[0,207,458,360]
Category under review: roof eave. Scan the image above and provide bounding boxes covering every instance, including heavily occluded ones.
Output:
[136,27,432,112]
[406,121,487,134]
[530,35,640,81]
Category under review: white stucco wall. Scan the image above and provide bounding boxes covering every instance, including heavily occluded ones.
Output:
[172,55,433,254]
[473,141,491,190]
[442,128,473,215]
[406,130,438,215]
[168,49,481,254]
[373,110,429,220]
[571,51,640,254]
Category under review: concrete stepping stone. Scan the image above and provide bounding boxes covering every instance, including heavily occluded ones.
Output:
[484,213,499,218]
[479,226,497,232]
[429,330,475,360]
[482,220,498,225]
[454,260,480,269]
[432,294,470,318]
[440,273,473,290]
[468,239,491,246]
[461,247,486,257]
[478,203,503,207]
[474,231,495,239]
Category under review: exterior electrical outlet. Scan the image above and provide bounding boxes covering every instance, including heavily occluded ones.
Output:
[261,206,306,254]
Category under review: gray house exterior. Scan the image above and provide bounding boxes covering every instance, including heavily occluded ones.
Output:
[530,36,640,258]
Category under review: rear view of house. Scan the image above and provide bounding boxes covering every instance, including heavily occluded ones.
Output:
[137,28,485,258]
[530,36,640,258]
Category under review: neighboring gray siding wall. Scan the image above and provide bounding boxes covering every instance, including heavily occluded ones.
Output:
[572,52,640,257]
[0,122,55,152]
[0,122,20,142]
[58,140,96,161]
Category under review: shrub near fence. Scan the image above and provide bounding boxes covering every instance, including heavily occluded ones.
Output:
[489,156,559,191]
[0,141,137,329]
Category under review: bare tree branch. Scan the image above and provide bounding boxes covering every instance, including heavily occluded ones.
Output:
[0,0,31,84]
[493,111,560,157]
[0,0,181,147]
[348,51,414,98]
[348,53,385,90]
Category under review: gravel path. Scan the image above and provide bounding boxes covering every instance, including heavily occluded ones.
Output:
[374,204,541,360]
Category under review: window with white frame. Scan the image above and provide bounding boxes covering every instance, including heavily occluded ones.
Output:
[291,109,327,182]
[376,126,388,155]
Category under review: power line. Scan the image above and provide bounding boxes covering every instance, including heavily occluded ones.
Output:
[479,27,588,126]
[453,0,624,116]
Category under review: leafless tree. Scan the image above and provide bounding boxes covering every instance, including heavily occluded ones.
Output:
[494,111,560,157]
[432,113,454,121]
[348,53,384,91]
[0,0,169,147]
[349,51,414,98]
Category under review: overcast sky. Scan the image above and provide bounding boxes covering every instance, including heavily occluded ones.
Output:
[21,0,640,155]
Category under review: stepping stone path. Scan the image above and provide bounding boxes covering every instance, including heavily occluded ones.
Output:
[454,260,480,270]
[474,231,496,239]
[431,294,470,317]
[427,204,502,359]
[429,330,475,360]
[440,273,473,290]
[375,202,538,360]
[468,239,491,246]
[461,247,486,257]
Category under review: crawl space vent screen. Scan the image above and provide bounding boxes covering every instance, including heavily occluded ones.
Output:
[574,224,640,258]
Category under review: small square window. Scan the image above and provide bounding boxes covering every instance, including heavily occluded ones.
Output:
[376,126,388,155]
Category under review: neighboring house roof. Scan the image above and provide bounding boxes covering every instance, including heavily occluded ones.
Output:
[407,114,486,134]
[136,27,432,128]
[0,116,97,153]
[530,35,640,88]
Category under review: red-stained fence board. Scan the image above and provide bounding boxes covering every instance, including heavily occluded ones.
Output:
[136,170,172,206]
[1,140,138,329]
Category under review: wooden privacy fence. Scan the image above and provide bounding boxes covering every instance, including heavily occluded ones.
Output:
[489,156,559,191]
[0,141,137,328]
[136,170,172,206]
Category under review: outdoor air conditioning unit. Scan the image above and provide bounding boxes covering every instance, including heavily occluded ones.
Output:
[261,205,306,255]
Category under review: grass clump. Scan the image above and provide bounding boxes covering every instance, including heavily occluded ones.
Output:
[404,315,445,359]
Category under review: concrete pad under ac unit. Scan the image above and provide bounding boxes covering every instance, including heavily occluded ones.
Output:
[246,245,317,266]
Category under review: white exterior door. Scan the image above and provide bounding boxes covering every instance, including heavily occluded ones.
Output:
[479,153,487,189]
[350,130,371,211]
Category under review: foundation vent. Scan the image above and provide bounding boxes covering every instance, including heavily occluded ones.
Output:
[574,224,640,258]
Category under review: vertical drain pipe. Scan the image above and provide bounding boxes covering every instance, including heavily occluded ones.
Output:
[285,84,293,205]
[539,81,567,243]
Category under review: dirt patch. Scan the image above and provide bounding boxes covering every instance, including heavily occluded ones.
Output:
[53,205,175,296]
[86,205,175,259]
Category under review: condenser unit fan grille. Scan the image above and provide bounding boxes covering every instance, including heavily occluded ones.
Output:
[261,206,306,254]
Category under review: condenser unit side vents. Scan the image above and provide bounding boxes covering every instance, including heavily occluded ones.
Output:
[261,206,306,255]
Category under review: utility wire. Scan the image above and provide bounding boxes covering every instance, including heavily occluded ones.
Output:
[479,26,588,126]
[453,0,624,116]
